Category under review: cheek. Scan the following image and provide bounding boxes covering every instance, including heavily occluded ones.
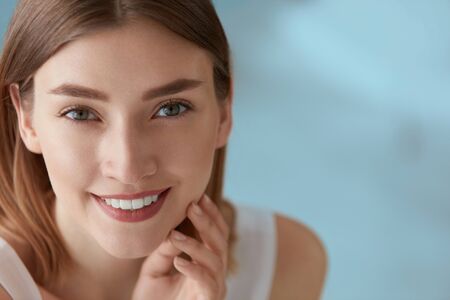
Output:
[37,124,97,196]
[36,107,219,197]
[160,117,218,185]
[156,122,217,229]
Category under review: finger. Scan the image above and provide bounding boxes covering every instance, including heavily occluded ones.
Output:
[200,194,230,239]
[173,256,220,299]
[170,230,224,277]
[188,201,228,271]
[140,235,183,278]
[190,200,228,255]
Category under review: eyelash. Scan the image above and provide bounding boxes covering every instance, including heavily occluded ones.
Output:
[58,99,193,125]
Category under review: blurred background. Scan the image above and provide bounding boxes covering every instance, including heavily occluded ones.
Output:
[2,0,450,299]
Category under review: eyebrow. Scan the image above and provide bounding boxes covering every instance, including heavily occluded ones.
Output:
[47,78,203,101]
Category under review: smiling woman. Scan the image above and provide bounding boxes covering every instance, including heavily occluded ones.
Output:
[0,1,327,300]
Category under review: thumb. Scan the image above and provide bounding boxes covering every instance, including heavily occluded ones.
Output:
[139,234,182,278]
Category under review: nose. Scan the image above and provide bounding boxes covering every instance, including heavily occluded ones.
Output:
[100,123,157,185]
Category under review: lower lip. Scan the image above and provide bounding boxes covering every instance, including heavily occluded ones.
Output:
[92,188,169,223]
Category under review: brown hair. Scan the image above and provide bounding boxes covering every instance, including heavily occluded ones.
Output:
[0,0,237,287]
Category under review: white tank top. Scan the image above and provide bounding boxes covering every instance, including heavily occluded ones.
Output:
[0,203,277,300]
[225,203,277,300]
[0,237,42,299]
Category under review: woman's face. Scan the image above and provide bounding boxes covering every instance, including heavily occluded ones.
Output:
[11,19,232,258]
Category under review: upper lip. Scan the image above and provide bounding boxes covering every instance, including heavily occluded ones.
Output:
[95,188,170,200]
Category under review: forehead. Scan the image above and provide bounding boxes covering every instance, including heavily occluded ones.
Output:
[34,18,213,91]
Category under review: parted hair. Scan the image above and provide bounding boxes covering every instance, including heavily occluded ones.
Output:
[0,0,237,287]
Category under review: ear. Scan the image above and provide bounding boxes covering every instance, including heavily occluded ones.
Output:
[9,83,42,154]
[215,80,234,149]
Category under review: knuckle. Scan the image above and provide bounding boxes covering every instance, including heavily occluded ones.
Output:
[191,239,203,252]
[197,216,213,233]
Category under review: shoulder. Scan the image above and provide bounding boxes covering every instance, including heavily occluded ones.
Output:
[0,284,59,300]
[0,287,11,300]
[0,233,60,300]
[269,213,328,300]
[0,231,35,274]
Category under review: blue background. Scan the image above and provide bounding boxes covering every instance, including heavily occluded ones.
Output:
[2,0,450,299]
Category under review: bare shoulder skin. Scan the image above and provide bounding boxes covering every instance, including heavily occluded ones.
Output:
[269,214,328,300]
[0,285,12,300]
[1,213,328,300]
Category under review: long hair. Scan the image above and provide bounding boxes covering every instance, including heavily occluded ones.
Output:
[0,0,237,287]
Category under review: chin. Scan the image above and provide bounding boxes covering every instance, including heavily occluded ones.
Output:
[94,231,167,259]
[104,240,162,259]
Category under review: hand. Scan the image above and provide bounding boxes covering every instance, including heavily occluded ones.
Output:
[131,194,230,300]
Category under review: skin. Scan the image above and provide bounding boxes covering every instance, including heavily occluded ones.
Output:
[269,215,328,300]
[9,17,232,300]
[6,16,328,300]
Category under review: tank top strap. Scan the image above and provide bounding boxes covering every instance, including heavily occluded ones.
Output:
[0,236,42,300]
[225,203,277,300]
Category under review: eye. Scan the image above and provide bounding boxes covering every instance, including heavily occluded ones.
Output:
[154,100,191,119]
[58,100,192,125]
[60,106,98,123]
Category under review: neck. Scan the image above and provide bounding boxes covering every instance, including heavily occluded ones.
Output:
[51,254,144,300]
[51,202,146,300]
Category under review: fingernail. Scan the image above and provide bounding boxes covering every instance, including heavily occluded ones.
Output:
[192,202,203,216]
[172,230,186,241]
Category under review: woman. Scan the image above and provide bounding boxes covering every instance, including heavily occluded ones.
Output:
[0,0,327,299]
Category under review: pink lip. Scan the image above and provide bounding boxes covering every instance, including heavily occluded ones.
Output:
[92,188,169,222]
[95,188,169,200]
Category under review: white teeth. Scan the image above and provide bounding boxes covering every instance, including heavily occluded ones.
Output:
[102,194,160,210]
[120,200,132,210]
[144,195,156,206]
[132,199,144,209]
[111,199,120,208]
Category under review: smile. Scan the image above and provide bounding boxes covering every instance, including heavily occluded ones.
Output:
[102,194,161,211]
[91,188,171,222]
